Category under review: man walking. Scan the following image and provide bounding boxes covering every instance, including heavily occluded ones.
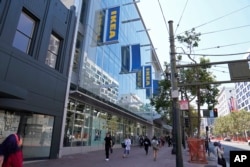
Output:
[104,133,112,161]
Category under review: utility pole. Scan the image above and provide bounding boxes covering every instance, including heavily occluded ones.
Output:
[168,20,183,167]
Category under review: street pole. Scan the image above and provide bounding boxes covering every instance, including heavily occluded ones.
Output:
[168,20,183,167]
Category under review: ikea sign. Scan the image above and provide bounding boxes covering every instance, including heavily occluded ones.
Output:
[105,6,120,43]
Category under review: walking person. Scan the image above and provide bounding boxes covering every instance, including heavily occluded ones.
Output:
[143,136,151,155]
[104,133,112,161]
[151,136,159,161]
[214,142,226,167]
[122,135,131,158]
[0,133,23,167]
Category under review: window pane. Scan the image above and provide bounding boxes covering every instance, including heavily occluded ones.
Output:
[45,51,57,68]
[46,34,60,69]
[49,35,60,54]
[13,31,30,53]
[13,12,35,54]
[17,13,35,37]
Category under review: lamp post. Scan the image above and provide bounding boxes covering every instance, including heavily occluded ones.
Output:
[169,20,183,167]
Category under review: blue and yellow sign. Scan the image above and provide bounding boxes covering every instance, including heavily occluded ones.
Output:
[144,65,152,88]
[105,6,120,43]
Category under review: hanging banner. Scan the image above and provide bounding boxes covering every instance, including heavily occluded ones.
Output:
[91,9,105,46]
[152,80,160,96]
[131,44,141,72]
[120,44,141,74]
[144,65,152,88]
[136,67,143,89]
[105,6,120,44]
[146,88,151,99]
[120,45,130,74]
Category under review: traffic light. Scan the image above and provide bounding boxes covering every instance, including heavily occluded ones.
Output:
[213,108,218,117]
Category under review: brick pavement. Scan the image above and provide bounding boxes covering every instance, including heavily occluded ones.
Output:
[24,145,217,167]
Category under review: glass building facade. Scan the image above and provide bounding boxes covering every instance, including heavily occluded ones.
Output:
[60,0,164,156]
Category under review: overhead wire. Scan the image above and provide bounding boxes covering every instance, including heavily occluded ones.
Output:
[175,0,189,34]
[175,51,250,57]
[157,0,169,34]
[194,41,250,51]
[176,4,250,36]
[200,24,250,36]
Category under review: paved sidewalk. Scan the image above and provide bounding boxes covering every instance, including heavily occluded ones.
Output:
[24,145,217,167]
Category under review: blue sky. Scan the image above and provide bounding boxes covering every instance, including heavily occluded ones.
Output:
[137,0,250,87]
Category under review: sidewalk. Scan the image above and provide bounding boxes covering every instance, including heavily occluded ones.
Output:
[24,145,217,167]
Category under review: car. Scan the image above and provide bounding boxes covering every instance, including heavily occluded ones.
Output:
[248,140,250,146]
[223,137,231,141]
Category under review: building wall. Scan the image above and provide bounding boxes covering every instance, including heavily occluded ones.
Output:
[215,87,237,116]
[234,53,250,112]
[60,0,165,156]
[0,0,76,160]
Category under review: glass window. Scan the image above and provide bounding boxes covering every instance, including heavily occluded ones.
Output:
[73,33,83,73]
[13,11,36,54]
[45,33,61,69]
[0,110,54,159]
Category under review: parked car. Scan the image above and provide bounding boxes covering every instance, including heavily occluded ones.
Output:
[223,137,231,141]
[248,140,250,146]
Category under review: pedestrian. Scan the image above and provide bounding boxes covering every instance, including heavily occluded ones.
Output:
[0,133,23,167]
[214,142,226,167]
[166,135,172,147]
[151,136,159,161]
[122,135,131,158]
[104,133,112,161]
[143,136,151,155]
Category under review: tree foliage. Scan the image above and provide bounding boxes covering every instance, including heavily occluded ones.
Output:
[213,110,250,140]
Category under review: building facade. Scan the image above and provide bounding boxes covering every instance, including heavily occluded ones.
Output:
[0,0,76,160]
[215,86,237,116]
[60,0,164,157]
[0,0,165,161]
[234,53,250,112]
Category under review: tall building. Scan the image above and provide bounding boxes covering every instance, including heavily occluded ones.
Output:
[0,0,165,161]
[0,0,76,160]
[234,53,250,112]
[215,86,237,116]
[60,0,164,157]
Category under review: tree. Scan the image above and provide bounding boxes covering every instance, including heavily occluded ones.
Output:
[213,110,250,140]
[176,29,220,137]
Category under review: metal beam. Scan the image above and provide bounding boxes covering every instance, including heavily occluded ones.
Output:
[176,59,250,68]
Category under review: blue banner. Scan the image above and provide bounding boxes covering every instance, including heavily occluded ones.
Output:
[105,6,120,43]
[144,65,152,88]
[120,44,141,74]
[146,88,151,99]
[152,80,160,96]
[120,46,130,74]
[131,44,141,72]
[136,67,143,88]
[92,9,105,46]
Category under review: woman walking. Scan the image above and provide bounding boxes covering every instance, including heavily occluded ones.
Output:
[151,136,159,161]
[123,135,131,158]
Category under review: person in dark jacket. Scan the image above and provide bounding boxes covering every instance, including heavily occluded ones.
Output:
[0,133,23,167]
[143,136,151,155]
[104,133,112,161]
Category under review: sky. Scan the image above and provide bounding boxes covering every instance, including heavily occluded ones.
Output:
[137,0,250,88]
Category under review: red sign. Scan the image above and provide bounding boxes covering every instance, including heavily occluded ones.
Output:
[179,100,189,110]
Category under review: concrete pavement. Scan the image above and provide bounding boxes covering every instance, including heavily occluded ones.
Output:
[24,145,217,167]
